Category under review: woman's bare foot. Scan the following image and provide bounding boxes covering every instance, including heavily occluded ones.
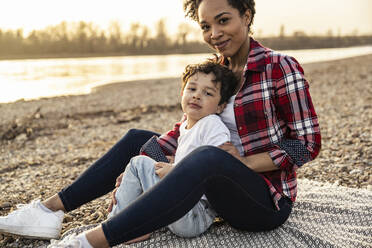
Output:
[124,233,151,244]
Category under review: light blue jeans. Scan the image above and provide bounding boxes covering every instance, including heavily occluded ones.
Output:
[108,155,217,238]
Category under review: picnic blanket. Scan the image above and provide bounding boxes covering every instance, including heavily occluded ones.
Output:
[62,179,372,248]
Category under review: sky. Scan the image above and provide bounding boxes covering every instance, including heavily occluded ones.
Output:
[0,0,371,38]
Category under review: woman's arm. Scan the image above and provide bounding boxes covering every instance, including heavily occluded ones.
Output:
[219,142,278,172]
[267,56,321,172]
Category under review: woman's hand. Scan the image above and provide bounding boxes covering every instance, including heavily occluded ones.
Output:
[155,162,174,179]
[219,142,243,162]
[107,172,124,213]
[219,142,279,172]
[166,156,175,163]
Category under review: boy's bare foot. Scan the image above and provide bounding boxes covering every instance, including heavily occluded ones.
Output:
[124,233,151,244]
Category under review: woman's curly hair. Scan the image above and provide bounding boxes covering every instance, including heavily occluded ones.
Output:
[183,0,255,31]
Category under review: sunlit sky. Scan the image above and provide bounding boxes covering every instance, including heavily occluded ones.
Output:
[0,0,371,38]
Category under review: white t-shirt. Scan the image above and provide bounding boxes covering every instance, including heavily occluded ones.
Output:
[219,94,244,156]
[174,114,230,164]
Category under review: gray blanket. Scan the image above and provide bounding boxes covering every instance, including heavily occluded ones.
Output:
[62,179,372,248]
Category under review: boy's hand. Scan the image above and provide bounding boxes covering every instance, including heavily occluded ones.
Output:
[107,172,124,213]
[155,162,174,179]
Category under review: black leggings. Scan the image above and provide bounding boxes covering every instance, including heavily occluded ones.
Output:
[58,129,292,246]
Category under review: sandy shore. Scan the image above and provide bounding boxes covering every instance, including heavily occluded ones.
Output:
[0,55,371,247]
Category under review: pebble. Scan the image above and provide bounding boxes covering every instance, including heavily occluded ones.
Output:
[0,202,12,210]
[349,169,362,175]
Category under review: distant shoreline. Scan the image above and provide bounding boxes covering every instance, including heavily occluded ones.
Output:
[1,43,371,61]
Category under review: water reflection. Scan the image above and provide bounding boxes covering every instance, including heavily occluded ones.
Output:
[1,46,372,103]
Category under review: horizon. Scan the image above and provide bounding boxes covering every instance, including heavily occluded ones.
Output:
[0,0,371,39]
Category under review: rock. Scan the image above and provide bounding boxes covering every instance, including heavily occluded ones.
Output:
[90,212,99,220]
[15,133,28,142]
[64,215,74,223]
[333,180,340,186]
[350,169,362,175]
[0,202,12,209]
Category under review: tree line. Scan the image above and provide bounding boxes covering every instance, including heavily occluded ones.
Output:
[259,33,372,51]
[0,20,371,59]
[0,20,210,58]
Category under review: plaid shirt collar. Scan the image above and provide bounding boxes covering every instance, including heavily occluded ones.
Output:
[222,37,267,73]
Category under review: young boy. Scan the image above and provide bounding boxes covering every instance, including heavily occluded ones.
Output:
[103,61,238,245]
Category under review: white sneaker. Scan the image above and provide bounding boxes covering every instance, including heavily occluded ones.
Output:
[48,234,83,248]
[0,199,64,239]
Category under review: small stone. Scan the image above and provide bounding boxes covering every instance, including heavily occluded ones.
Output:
[0,202,12,210]
[83,219,90,225]
[64,215,73,223]
[15,133,28,142]
[349,169,362,175]
[90,212,99,220]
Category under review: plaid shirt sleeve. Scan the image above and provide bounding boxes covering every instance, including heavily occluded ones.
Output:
[155,114,186,156]
[268,56,321,172]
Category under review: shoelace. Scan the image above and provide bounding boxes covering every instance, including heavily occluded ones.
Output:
[7,200,40,217]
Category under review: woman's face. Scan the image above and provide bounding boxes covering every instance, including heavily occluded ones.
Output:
[198,0,251,59]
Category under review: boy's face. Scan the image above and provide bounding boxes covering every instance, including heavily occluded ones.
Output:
[181,72,225,128]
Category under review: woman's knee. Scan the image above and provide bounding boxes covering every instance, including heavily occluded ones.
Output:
[116,129,143,149]
[119,129,158,154]
[123,128,157,141]
[124,129,145,140]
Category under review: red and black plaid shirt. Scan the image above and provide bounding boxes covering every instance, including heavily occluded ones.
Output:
[156,38,321,209]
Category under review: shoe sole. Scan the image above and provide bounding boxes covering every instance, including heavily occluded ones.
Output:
[0,225,60,240]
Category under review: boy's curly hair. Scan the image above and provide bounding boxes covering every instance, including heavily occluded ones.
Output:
[183,0,255,32]
[181,60,238,105]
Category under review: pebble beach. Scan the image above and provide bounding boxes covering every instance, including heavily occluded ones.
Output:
[0,54,371,247]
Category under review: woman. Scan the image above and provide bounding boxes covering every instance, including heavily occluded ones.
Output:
[0,0,321,247]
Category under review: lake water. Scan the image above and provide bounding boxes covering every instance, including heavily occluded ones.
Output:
[1,45,372,103]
